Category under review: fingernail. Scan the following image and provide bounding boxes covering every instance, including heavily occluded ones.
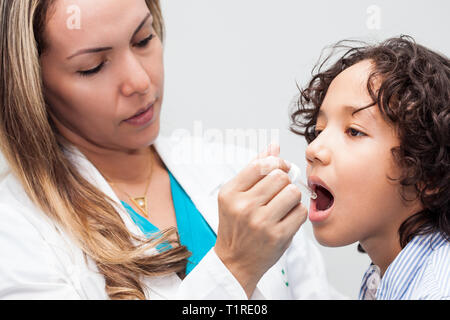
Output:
[285,160,292,170]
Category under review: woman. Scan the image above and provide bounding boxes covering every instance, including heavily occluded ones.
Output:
[0,0,341,299]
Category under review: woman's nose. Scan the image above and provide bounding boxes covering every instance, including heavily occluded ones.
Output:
[120,54,151,97]
[305,133,332,167]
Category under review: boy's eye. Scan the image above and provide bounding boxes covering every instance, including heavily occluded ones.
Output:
[347,127,366,137]
[307,127,322,143]
[313,129,322,138]
[134,34,154,48]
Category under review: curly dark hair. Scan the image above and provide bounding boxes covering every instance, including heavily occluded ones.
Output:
[290,35,450,252]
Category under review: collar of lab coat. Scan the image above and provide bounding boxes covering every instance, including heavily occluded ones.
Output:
[63,135,249,299]
[63,134,229,239]
[153,134,232,234]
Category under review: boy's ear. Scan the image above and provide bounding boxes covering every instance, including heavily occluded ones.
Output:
[417,181,440,196]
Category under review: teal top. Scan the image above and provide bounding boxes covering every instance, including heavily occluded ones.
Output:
[121,171,217,275]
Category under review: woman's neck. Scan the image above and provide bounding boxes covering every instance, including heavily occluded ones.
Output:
[67,135,160,186]
[83,146,157,185]
[52,113,161,185]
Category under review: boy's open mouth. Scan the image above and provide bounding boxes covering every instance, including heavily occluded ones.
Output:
[313,184,334,211]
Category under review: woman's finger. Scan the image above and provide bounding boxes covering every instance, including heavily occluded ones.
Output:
[248,168,292,206]
[229,156,291,192]
[264,183,303,222]
[275,203,308,237]
[251,143,280,160]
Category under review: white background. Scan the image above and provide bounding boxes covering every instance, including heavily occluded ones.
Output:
[160,0,450,298]
[0,0,448,299]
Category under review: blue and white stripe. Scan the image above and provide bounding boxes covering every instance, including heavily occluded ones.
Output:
[359,231,450,300]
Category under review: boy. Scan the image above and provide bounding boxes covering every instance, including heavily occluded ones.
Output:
[290,36,449,299]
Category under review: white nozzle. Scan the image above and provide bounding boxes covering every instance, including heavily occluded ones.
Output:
[287,163,317,200]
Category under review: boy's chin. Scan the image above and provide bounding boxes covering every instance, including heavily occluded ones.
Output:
[312,227,355,247]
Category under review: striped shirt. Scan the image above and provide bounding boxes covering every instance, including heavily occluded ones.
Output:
[359,232,450,300]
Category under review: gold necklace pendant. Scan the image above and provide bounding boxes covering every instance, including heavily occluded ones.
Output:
[131,196,148,218]
[101,148,155,219]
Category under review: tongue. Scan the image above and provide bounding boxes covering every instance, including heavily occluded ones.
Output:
[316,185,333,211]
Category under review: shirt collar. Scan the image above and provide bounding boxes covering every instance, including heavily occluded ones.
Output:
[360,232,447,300]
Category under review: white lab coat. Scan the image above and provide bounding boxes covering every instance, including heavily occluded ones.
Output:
[0,134,345,299]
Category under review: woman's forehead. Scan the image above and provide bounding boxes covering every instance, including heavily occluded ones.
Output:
[44,0,149,57]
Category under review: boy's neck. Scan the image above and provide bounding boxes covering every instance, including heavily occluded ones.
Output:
[362,233,402,277]
[361,200,424,277]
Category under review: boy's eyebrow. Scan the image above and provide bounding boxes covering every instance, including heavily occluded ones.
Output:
[318,104,376,120]
[350,104,376,117]
[66,12,152,60]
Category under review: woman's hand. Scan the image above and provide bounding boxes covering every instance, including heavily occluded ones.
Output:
[214,144,308,298]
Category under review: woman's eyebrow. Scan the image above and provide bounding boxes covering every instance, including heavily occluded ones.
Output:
[66,46,113,60]
[66,12,152,60]
[131,12,152,40]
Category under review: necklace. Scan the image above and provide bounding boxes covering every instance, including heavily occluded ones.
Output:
[106,152,154,218]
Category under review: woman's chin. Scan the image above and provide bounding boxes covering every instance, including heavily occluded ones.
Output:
[125,119,160,150]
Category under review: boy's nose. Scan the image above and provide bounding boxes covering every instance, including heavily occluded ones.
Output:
[305,135,332,166]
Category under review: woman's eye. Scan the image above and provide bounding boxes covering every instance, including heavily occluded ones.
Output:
[347,127,366,137]
[135,34,154,48]
[78,61,105,77]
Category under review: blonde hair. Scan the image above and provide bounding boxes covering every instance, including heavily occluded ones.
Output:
[0,0,190,299]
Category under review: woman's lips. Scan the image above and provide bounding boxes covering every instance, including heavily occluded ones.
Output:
[308,176,335,223]
[124,102,155,126]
